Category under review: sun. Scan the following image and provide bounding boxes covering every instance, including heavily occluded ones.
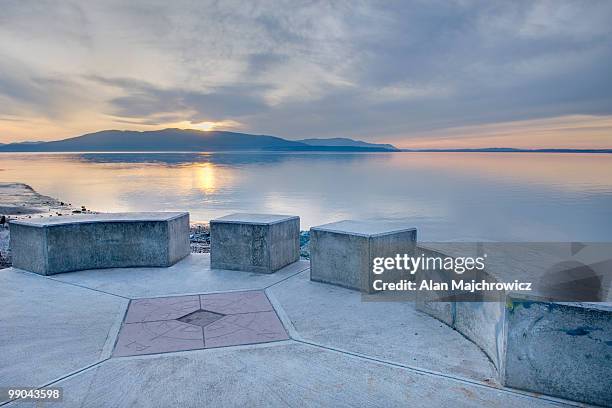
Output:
[189,120,242,132]
[161,119,242,132]
[194,121,218,132]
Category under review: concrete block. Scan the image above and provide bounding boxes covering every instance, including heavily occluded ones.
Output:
[210,213,299,273]
[9,212,190,275]
[310,220,417,292]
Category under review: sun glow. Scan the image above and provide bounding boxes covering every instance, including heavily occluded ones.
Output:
[393,115,612,149]
[194,122,219,131]
[153,119,243,133]
[187,120,242,132]
[160,120,224,132]
[195,163,217,193]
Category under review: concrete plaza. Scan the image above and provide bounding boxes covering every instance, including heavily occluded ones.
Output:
[0,254,587,407]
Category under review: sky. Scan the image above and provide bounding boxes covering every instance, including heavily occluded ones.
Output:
[1,0,611,148]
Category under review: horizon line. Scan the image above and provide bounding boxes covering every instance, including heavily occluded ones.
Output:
[1,127,611,152]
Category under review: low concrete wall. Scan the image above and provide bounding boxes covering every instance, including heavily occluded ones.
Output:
[10,212,190,275]
[504,297,612,406]
[415,244,612,406]
[415,245,506,373]
[210,213,299,274]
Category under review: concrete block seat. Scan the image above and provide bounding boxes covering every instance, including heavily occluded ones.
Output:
[210,213,299,274]
[309,220,417,292]
[416,243,612,406]
[9,212,190,275]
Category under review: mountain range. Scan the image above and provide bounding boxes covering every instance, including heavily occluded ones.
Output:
[297,137,396,150]
[2,130,609,153]
[0,129,398,152]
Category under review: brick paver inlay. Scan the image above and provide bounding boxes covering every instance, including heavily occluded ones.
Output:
[114,291,288,357]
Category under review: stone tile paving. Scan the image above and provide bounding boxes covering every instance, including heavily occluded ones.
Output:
[114,290,288,356]
[200,290,273,314]
[114,320,204,356]
[204,311,288,348]
[124,295,200,323]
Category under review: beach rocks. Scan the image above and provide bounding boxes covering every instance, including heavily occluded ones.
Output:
[300,231,310,259]
[189,224,311,259]
[190,223,210,253]
[0,223,10,269]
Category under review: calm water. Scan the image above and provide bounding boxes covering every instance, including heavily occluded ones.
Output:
[1,152,612,241]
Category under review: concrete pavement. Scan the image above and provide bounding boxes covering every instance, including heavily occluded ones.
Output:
[0,254,585,407]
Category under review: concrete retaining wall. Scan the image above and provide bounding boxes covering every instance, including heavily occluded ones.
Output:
[415,244,612,406]
[504,297,612,406]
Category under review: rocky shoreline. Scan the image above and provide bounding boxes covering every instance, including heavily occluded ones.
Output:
[0,182,310,269]
[0,182,97,268]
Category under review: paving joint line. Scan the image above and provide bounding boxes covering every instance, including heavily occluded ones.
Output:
[264,265,310,290]
[101,297,130,359]
[293,339,583,407]
[44,276,131,300]
[129,282,306,300]
[10,268,131,300]
[0,358,110,407]
[4,263,584,406]
[0,338,581,407]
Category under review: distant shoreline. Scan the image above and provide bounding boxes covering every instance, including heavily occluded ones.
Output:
[399,148,612,153]
[1,149,611,154]
[2,128,611,154]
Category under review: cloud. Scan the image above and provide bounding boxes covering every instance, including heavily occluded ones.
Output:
[86,75,271,123]
[391,114,612,149]
[0,0,611,145]
[0,57,98,120]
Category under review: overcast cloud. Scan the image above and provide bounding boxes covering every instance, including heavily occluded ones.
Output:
[1,0,611,147]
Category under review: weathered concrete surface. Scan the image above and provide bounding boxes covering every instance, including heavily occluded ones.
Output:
[0,268,127,404]
[210,213,300,273]
[504,297,612,406]
[454,301,506,374]
[414,245,525,375]
[9,212,190,275]
[310,220,417,292]
[418,294,612,406]
[48,254,309,298]
[1,251,590,407]
[269,271,498,382]
[416,298,507,376]
[416,243,612,406]
[7,343,566,408]
[415,251,507,374]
